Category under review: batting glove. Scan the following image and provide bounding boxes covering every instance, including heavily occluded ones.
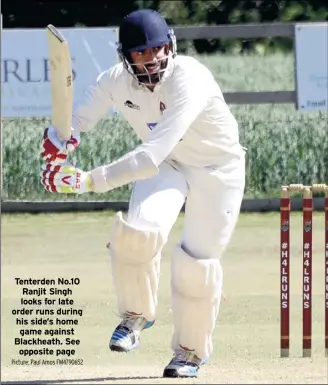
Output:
[41,125,80,164]
[40,162,93,194]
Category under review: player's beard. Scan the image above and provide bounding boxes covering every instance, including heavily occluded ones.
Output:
[135,58,168,85]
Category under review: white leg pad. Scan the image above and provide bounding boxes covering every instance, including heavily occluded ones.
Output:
[108,212,165,321]
[171,245,223,359]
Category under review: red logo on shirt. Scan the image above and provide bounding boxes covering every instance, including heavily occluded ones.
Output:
[160,101,166,114]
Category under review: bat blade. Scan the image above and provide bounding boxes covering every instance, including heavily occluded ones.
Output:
[47,24,73,141]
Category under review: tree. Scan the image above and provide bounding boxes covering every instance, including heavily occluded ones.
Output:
[2,0,137,28]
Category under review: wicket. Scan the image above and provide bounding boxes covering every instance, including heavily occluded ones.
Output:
[280,184,328,358]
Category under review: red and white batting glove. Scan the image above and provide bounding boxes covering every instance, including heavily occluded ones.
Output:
[41,125,80,164]
[40,162,93,194]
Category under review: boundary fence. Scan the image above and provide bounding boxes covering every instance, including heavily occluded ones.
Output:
[174,22,301,105]
[1,198,326,214]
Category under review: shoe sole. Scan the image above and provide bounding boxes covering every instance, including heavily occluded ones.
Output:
[109,340,140,353]
[163,368,198,378]
[110,345,129,352]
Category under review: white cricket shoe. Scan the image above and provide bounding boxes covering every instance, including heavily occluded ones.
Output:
[163,346,206,378]
[109,311,154,352]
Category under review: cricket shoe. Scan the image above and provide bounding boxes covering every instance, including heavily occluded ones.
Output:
[163,346,206,378]
[109,311,154,352]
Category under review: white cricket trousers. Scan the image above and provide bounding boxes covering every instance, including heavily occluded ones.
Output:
[123,155,245,359]
[127,156,245,258]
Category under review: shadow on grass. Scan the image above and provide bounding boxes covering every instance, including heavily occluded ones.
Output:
[1,376,162,384]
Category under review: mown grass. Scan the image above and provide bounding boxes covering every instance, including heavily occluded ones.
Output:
[2,212,327,383]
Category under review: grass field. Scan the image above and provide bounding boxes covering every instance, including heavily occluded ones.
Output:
[1,211,327,384]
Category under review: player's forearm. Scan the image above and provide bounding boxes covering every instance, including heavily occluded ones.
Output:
[88,103,206,193]
[90,149,159,193]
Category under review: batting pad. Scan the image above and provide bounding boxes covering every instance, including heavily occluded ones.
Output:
[171,245,223,359]
[108,212,165,321]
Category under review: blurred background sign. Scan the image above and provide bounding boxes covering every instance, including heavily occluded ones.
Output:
[294,23,328,112]
[1,27,119,118]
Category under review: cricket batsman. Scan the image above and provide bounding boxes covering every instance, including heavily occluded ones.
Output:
[41,9,246,378]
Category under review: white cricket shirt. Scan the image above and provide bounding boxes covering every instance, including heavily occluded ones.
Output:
[72,55,245,192]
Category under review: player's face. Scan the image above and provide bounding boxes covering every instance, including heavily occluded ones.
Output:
[129,44,170,86]
[130,45,167,71]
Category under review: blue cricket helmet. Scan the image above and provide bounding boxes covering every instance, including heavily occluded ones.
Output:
[119,9,173,53]
[117,9,177,85]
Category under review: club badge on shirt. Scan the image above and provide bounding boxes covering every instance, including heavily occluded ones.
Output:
[160,101,166,114]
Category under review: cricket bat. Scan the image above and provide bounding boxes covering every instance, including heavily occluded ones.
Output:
[46,24,73,142]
